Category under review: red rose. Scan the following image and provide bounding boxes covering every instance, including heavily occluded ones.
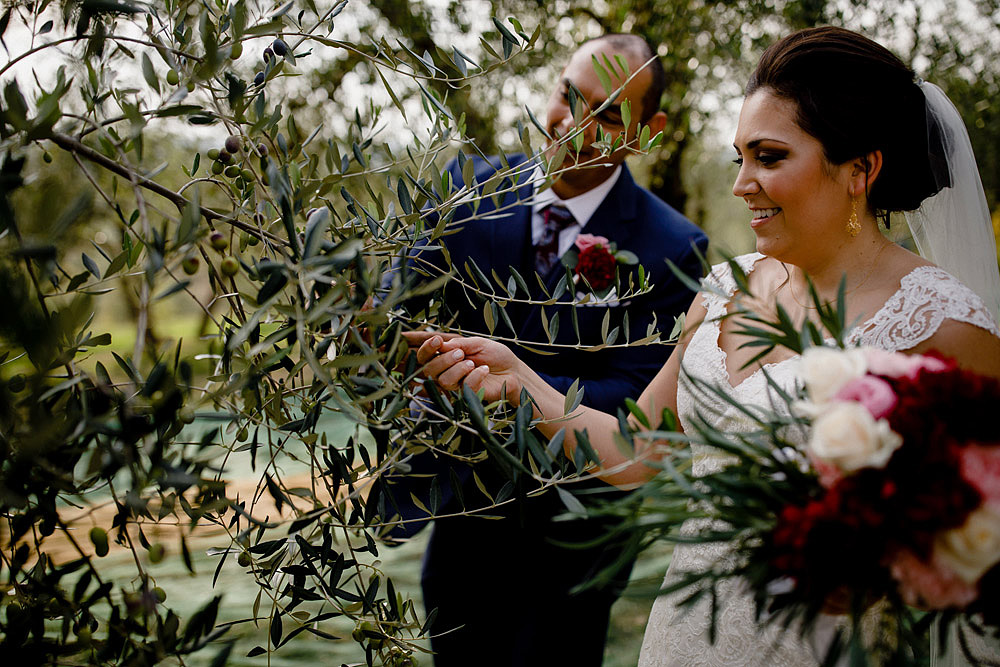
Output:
[575,244,616,291]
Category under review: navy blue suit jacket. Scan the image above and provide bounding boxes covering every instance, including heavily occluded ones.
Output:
[380,153,707,528]
[405,153,705,405]
[379,153,707,666]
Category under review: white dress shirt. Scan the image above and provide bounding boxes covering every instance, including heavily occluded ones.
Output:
[529,165,623,258]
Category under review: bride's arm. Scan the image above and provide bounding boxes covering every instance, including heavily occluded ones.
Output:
[406,296,709,488]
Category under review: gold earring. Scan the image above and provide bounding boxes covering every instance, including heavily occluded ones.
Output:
[846,195,861,237]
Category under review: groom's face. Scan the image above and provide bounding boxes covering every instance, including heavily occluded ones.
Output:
[544,41,663,199]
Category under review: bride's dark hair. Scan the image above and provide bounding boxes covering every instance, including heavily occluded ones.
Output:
[747,26,945,219]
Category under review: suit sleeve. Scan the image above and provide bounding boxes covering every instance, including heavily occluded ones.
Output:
[531,231,707,414]
[376,160,459,307]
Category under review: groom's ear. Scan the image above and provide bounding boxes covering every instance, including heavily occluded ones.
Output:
[644,110,668,140]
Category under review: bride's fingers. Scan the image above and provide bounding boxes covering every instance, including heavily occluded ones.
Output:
[435,359,477,390]
[415,335,443,365]
[462,365,491,393]
[420,347,468,379]
[403,330,459,350]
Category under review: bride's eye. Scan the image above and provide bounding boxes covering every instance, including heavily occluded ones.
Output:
[757,152,785,165]
[732,157,744,166]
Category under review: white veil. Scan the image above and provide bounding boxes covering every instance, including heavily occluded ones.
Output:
[903,81,1000,320]
[914,79,1000,667]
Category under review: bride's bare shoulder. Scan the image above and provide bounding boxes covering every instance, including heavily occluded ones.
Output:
[877,243,930,281]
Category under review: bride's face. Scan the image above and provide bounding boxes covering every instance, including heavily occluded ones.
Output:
[732,89,854,265]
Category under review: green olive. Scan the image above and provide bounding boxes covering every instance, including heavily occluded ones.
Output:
[7,374,26,393]
[220,256,239,277]
[210,231,229,250]
[89,527,109,557]
[148,543,165,563]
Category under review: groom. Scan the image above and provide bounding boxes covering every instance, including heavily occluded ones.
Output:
[382,34,707,666]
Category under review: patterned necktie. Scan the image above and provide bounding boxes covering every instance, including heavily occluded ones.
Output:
[534,204,576,276]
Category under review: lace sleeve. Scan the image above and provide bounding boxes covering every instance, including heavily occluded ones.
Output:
[851,266,1000,351]
[699,253,764,314]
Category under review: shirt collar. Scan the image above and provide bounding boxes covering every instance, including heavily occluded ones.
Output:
[531,164,623,229]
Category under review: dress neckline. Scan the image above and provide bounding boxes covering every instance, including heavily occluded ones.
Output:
[708,253,934,390]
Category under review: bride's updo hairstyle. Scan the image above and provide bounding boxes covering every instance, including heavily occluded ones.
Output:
[746,26,946,221]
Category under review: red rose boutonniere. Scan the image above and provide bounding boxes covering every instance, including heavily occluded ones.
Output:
[565,234,638,296]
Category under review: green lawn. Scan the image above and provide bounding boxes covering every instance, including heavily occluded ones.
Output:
[95,525,670,666]
[82,405,673,666]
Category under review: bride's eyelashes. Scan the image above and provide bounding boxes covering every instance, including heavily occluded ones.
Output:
[733,151,787,167]
[756,151,786,165]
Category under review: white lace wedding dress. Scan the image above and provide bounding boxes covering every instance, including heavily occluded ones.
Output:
[638,253,1000,667]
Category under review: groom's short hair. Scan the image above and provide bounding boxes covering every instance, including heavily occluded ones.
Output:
[587,33,665,122]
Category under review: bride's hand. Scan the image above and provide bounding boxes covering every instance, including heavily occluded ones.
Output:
[402,332,524,404]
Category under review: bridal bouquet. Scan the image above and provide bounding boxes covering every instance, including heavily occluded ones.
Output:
[636,342,1000,665]
[778,347,1000,617]
[599,271,1000,667]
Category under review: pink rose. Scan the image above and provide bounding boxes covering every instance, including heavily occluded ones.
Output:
[889,548,978,609]
[575,233,610,253]
[832,376,898,419]
[865,348,949,380]
[959,444,1000,504]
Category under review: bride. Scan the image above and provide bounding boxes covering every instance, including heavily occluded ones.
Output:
[406,27,1000,666]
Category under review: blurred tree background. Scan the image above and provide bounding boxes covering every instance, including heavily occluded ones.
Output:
[1,1,998,666]
[294,0,1000,251]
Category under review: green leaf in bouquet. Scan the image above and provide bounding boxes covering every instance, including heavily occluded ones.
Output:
[461,384,529,476]
[526,104,551,140]
[591,55,613,96]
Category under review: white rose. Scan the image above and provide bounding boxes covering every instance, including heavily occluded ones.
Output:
[800,347,868,403]
[807,402,902,472]
[934,504,1000,584]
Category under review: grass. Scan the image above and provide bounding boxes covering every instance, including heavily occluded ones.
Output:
[64,406,674,666]
[90,527,671,666]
